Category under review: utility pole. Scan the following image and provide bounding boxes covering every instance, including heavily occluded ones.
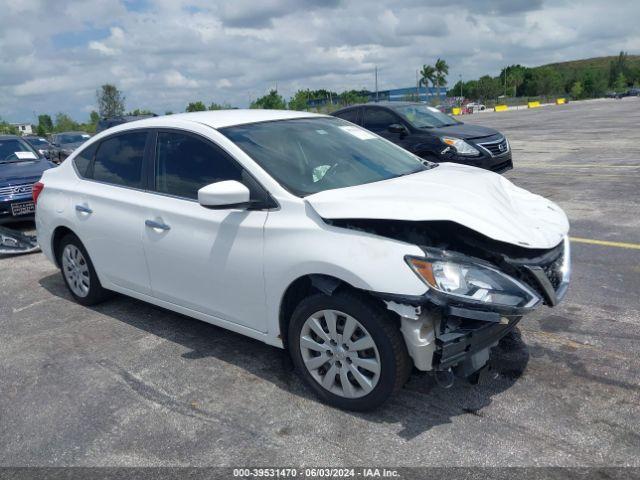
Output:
[459,74,463,106]
[375,65,379,103]
[504,66,507,98]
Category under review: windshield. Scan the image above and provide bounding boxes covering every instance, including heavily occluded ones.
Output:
[57,133,90,144]
[0,138,40,163]
[220,117,434,196]
[26,137,50,146]
[395,104,460,128]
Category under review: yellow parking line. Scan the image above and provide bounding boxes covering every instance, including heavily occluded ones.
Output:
[571,237,640,250]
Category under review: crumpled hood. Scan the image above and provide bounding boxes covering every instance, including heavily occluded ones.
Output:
[306,163,569,249]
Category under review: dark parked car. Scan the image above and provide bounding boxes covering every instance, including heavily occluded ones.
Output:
[96,114,157,133]
[50,131,91,162]
[332,102,513,173]
[23,135,56,160]
[0,135,55,223]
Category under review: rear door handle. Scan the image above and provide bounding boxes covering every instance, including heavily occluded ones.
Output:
[75,204,92,214]
[145,219,171,231]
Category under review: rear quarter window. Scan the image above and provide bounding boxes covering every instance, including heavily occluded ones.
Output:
[73,143,97,177]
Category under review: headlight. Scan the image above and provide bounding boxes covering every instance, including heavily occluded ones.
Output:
[406,253,541,308]
[441,137,480,156]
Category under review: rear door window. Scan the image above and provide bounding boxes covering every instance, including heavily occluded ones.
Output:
[92,132,148,188]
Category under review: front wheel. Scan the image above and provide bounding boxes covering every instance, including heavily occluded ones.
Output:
[288,291,411,411]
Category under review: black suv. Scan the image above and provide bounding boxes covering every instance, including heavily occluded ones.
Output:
[332,102,512,173]
[96,114,157,133]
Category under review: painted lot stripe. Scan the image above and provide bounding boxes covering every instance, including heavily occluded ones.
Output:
[517,164,640,169]
[571,237,640,250]
[511,172,633,178]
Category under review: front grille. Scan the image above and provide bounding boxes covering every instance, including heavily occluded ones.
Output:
[0,183,33,196]
[478,137,509,156]
[542,254,563,290]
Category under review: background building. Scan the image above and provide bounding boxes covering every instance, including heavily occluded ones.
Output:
[11,123,33,135]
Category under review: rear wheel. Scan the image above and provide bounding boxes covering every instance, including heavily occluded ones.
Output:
[288,291,411,411]
[58,234,111,306]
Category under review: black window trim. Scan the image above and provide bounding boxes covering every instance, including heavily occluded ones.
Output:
[147,127,278,210]
[74,128,153,193]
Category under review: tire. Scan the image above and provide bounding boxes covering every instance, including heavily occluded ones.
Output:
[57,233,111,306]
[288,291,411,411]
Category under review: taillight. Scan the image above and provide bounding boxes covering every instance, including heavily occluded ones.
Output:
[32,181,44,204]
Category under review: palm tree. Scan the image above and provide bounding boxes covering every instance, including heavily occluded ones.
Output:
[419,65,436,100]
[434,58,449,100]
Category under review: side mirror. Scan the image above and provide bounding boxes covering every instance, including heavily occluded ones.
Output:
[198,180,250,209]
[388,123,407,135]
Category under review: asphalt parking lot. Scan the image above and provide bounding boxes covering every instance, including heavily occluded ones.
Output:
[1,98,639,468]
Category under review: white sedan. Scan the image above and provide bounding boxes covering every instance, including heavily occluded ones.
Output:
[34,110,570,410]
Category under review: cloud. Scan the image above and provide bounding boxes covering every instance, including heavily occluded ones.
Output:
[1,0,639,121]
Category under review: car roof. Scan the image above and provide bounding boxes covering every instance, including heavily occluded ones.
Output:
[54,131,90,135]
[334,101,423,112]
[0,135,22,140]
[111,109,327,131]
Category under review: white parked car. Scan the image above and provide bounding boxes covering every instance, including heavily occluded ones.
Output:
[34,110,570,410]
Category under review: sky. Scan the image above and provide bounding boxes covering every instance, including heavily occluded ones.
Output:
[1,0,639,122]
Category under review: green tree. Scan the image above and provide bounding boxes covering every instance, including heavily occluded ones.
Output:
[186,101,207,112]
[54,113,79,132]
[36,124,47,136]
[37,114,53,133]
[582,69,608,98]
[208,102,230,110]
[288,89,313,111]
[127,108,155,116]
[526,67,564,96]
[339,90,367,106]
[434,58,449,99]
[250,90,286,109]
[419,64,436,91]
[0,118,19,135]
[570,81,584,99]
[613,72,627,92]
[96,84,126,117]
[475,75,501,102]
[609,51,629,87]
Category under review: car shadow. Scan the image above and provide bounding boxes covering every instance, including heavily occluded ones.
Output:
[39,272,529,440]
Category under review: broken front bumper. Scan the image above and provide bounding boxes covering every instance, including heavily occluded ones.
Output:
[384,296,524,375]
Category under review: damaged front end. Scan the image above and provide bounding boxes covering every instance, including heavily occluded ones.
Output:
[327,219,571,382]
[0,226,40,255]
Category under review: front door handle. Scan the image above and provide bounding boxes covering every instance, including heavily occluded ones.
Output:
[145,219,171,231]
[75,204,93,214]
